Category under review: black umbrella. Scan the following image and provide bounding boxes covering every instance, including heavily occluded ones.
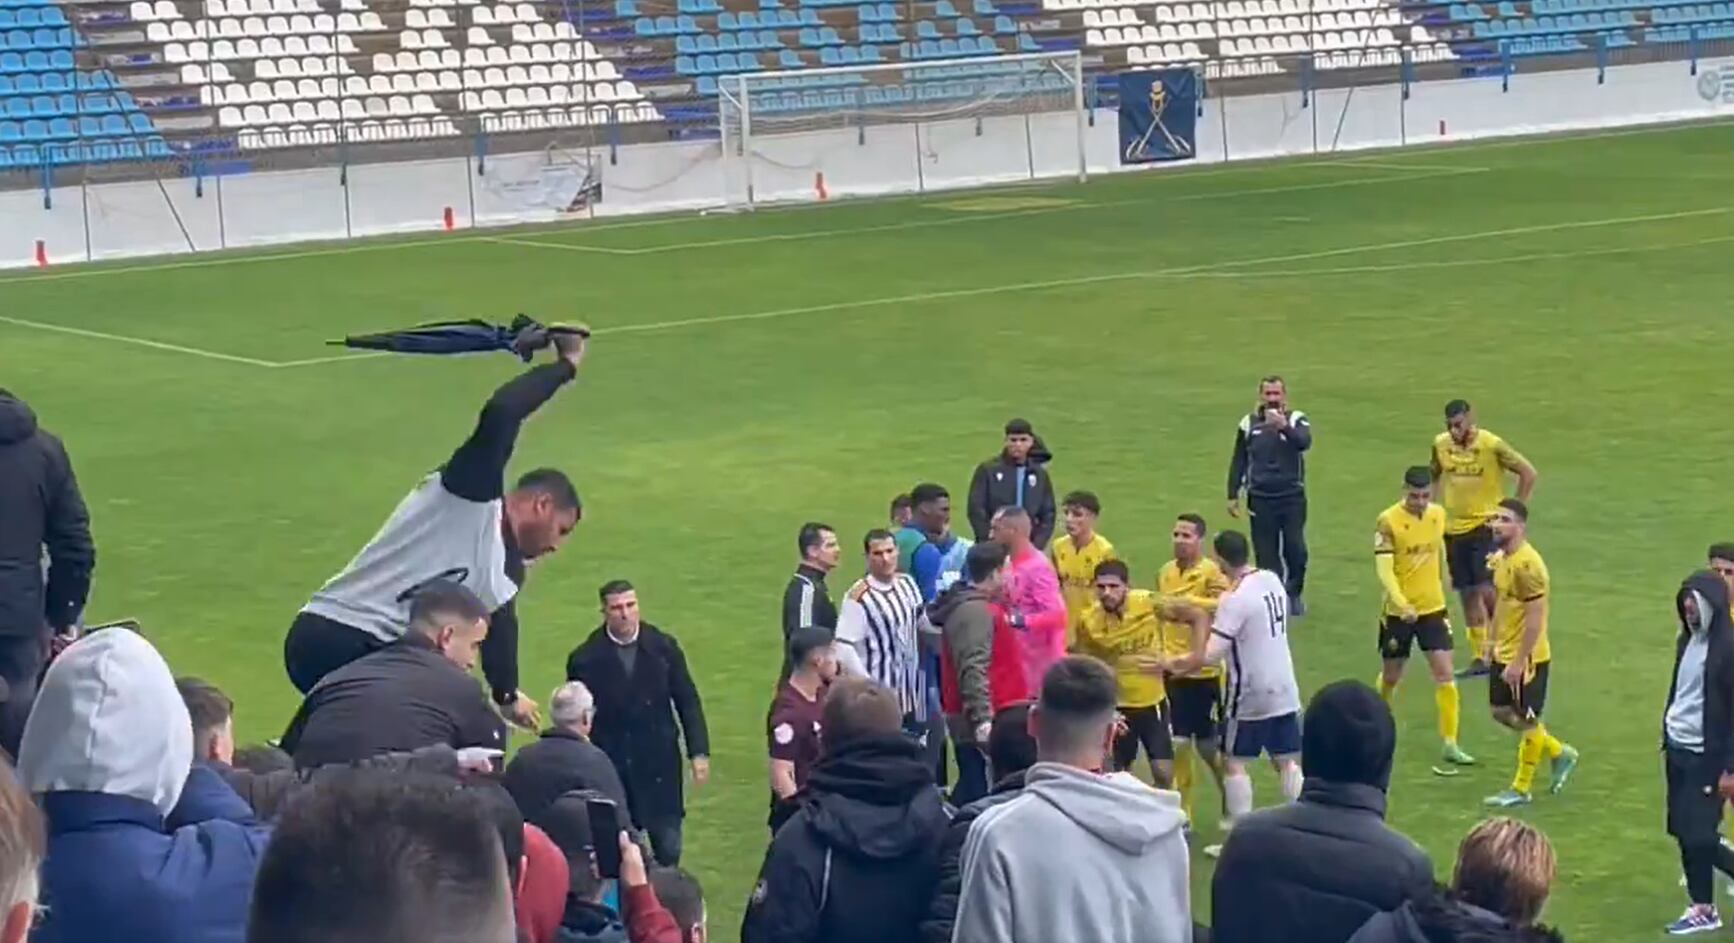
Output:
[330,314,589,362]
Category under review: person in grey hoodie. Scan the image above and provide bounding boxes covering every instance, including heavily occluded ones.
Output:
[951,655,1191,943]
[16,627,271,943]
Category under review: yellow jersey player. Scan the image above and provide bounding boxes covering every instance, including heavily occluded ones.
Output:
[1155,513,1232,822]
[1374,467,1475,771]
[1073,559,1204,789]
[1431,399,1538,679]
[1049,490,1117,646]
[1482,498,1578,807]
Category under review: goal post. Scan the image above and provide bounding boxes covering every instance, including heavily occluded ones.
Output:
[717,50,1087,211]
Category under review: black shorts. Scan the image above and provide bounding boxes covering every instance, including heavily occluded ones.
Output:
[1114,703,1173,769]
[1445,526,1496,590]
[1667,745,1726,843]
[1489,659,1550,719]
[1378,611,1453,660]
[1167,677,1221,740]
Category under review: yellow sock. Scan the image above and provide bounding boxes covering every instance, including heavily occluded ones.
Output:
[1467,624,1488,660]
[1436,681,1461,744]
[1512,727,1545,794]
[1173,741,1196,821]
[1377,675,1398,705]
[1537,724,1564,759]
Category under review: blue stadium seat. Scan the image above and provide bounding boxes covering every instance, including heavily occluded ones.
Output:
[696,52,716,72]
[720,31,740,49]
[20,117,42,139]
[1017,31,1037,49]
[778,48,801,66]
[0,146,11,168]
[861,41,883,59]
[917,18,939,37]
[698,74,717,94]
[0,120,16,141]
[939,36,959,54]
[45,115,66,135]
[616,0,639,16]
[956,17,978,34]
[676,14,698,32]
[633,16,653,34]
[13,7,35,26]
[13,143,36,165]
[99,113,124,134]
[696,32,716,50]
[840,43,861,62]
[676,33,696,52]
[0,97,20,117]
[39,7,61,26]
[0,75,9,92]
[936,0,958,14]
[0,51,21,71]
[818,25,840,42]
[819,44,840,63]
[994,14,1014,32]
[756,28,777,46]
[740,9,759,26]
[798,25,818,44]
[675,53,696,73]
[0,12,12,29]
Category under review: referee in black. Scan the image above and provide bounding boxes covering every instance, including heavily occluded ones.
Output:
[1664,568,1734,932]
[778,522,839,682]
[1225,375,1313,615]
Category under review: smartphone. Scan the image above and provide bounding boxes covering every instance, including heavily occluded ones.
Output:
[586,797,623,879]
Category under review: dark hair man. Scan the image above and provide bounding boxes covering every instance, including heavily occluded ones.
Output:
[650,868,707,943]
[968,418,1056,548]
[742,678,948,943]
[502,680,632,824]
[0,759,43,943]
[921,703,1038,943]
[890,494,914,528]
[177,676,236,766]
[566,580,710,867]
[1226,375,1313,616]
[952,656,1191,942]
[1214,681,1434,943]
[1155,513,1232,827]
[1049,490,1118,631]
[767,625,838,832]
[897,484,950,603]
[1662,570,1734,934]
[1431,399,1538,679]
[248,772,515,943]
[284,336,590,730]
[835,530,928,723]
[1482,499,1578,809]
[931,540,1031,805]
[0,388,94,756]
[1708,544,1734,597]
[281,580,507,769]
[1372,468,1475,770]
[529,790,683,943]
[780,523,840,672]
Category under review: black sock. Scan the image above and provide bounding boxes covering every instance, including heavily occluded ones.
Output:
[1684,841,1718,906]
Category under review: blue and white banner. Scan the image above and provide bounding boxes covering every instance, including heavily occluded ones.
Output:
[1119,69,1198,164]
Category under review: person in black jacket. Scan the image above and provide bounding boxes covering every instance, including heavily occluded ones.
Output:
[1349,817,1561,943]
[503,680,633,824]
[284,336,590,730]
[779,522,840,680]
[0,389,94,756]
[1213,680,1432,943]
[566,580,709,867]
[919,702,1035,943]
[967,419,1056,548]
[1662,569,1734,933]
[281,580,508,769]
[741,676,950,943]
[1225,375,1313,614]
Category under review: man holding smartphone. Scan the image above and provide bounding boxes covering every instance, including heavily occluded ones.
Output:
[1226,375,1313,616]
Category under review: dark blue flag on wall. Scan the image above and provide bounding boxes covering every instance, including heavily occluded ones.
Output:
[1119,69,1198,164]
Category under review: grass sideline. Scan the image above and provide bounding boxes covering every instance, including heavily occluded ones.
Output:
[5,121,1734,938]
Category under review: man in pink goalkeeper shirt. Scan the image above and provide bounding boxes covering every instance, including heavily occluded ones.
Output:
[992,506,1068,691]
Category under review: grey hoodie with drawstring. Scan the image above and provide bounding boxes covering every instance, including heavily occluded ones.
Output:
[951,762,1191,943]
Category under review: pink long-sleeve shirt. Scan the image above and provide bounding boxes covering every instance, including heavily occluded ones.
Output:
[1007,545,1068,690]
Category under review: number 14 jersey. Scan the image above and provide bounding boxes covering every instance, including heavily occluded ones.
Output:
[1213,569,1301,722]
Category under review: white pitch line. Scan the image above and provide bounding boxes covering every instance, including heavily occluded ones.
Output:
[0,314,278,367]
[270,351,394,368]
[1177,232,1734,279]
[1316,158,1494,173]
[594,205,1734,338]
[482,236,642,255]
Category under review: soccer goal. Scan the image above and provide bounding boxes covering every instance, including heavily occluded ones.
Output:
[717,50,1087,211]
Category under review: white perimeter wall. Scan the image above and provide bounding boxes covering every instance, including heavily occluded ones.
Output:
[2,57,1731,269]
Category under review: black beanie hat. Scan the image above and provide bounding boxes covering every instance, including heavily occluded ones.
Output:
[1004,418,1033,436]
[1301,680,1397,792]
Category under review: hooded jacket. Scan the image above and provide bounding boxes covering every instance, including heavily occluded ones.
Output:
[1213,681,1432,943]
[740,733,950,943]
[930,584,1029,742]
[1663,571,1734,775]
[919,770,1028,943]
[1347,888,1564,943]
[16,629,271,943]
[0,390,93,637]
[951,763,1190,943]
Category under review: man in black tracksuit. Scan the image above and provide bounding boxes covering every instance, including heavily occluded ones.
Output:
[0,389,94,756]
[1662,570,1734,929]
[967,418,1056,548]
[1226,375,1313,613]
[778,522,840,681]
[742,677,950,943]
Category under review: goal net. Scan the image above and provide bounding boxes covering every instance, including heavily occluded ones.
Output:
[717,51,1086,210]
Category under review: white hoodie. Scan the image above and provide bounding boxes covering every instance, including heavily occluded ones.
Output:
[952,762,1192,943]
[16,628,193,816]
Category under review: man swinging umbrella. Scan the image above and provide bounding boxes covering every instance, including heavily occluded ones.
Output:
[283,317,590,731]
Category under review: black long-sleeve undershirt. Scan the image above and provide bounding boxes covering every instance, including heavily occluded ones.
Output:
[440,360,576,701]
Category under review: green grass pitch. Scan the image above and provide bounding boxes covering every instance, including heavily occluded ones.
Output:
[4,120,1734,938]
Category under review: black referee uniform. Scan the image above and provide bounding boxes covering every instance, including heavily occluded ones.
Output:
[778,563,836,680]
[1226,405,1312,607]
[1664,570,1734,908]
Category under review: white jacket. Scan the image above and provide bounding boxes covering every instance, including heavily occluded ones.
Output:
[952,762,1191,943]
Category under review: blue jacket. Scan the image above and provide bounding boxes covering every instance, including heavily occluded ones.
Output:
[17,630,272,943]
[38,766,272,943]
